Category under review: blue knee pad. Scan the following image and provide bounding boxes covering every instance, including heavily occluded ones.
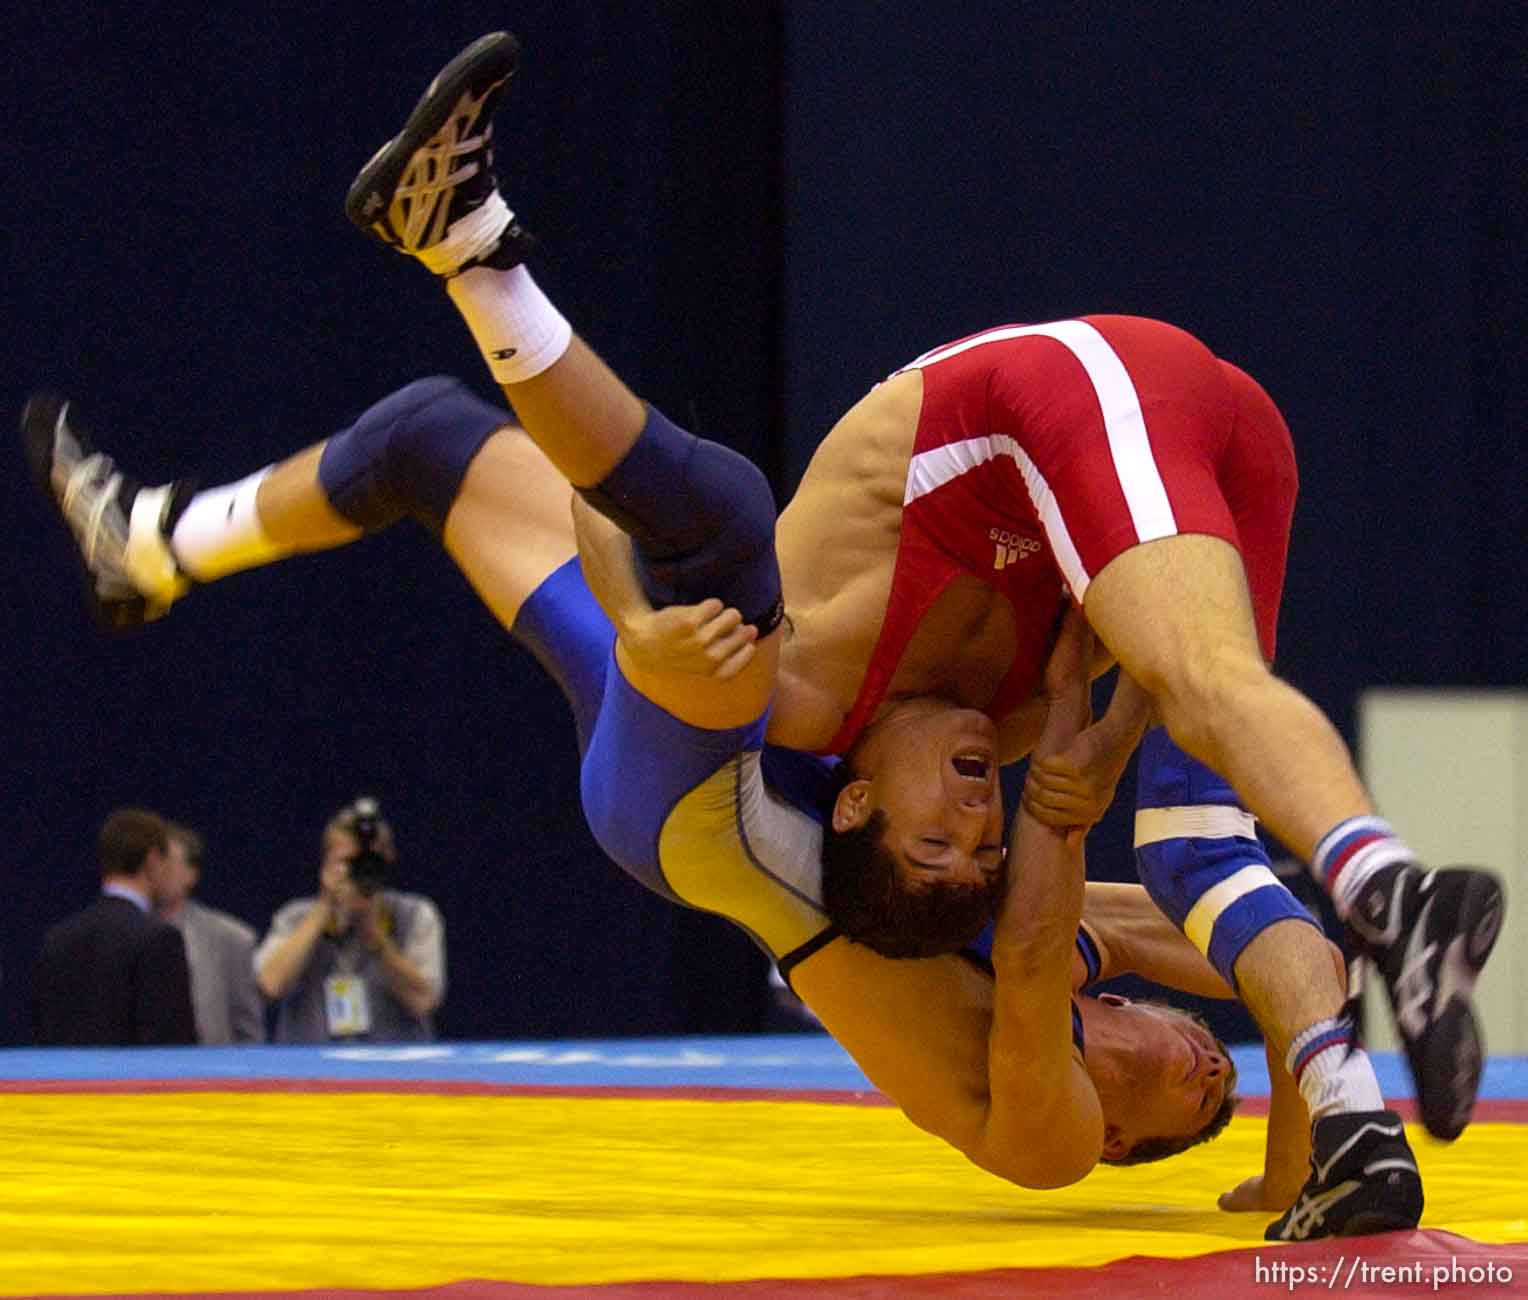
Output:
[1134,726,1320,990]
[576,405,783,632]
[317,376,511,533]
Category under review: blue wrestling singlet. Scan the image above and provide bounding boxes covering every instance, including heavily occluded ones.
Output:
[511,558,837,967]
[510,561,1088,1052]
[312,381,836,972]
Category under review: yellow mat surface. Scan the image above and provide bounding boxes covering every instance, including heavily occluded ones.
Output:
[2,1091,1523,1294]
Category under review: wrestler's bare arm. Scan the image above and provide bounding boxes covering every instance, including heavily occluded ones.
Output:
[994,694,1048,767]
[1078,882,1234,999]
[970,608,1105,1187]
[996,644,1137,770]
[793,612,1106,1190]
[1225,1037,1312,1211]
[791,942,1018,1159]
[1022,672,1153,825]
[792,921,1101,1190]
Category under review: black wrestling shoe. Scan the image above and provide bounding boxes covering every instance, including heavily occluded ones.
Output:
[1348,864,1506,1141]
[20,392,191,628]
[1265,1109,1423,1241]
[345,31,536,276]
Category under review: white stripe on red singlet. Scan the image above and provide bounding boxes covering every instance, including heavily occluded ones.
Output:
[903,432,1092,598]
[902,321,1179,581]
[1004,437,1091,601]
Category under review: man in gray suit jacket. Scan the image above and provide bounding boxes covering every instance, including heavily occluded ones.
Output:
[157,824,265,1044]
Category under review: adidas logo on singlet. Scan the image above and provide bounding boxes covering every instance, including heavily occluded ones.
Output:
[989,526,1042,570]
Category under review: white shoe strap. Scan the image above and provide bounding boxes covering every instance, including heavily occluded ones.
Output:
[417,190,513,276]
[125,484,185,600]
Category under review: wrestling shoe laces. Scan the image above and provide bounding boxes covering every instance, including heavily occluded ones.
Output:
[1346,863,1505,1141]
[346,31,535,276]
[1265,1108,1422,1242]
[21,392,192,628]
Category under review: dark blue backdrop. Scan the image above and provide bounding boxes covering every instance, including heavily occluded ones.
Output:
[5,4,1523,1045]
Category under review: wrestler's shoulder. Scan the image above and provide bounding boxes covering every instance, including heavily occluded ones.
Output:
[806,370,921,488]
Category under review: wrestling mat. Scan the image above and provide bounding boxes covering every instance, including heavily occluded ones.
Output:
[2,1036,1525,1299]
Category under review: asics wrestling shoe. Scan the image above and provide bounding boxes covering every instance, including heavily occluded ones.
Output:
[21,392,192,628]
[345,31,535,276]
[1347,863,1505,1141]
[1265,1108,1423,1241]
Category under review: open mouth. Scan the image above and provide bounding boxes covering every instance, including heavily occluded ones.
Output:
[951,755,990,780]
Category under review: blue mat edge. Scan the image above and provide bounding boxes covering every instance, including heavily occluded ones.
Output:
[2,1034,1526,1099]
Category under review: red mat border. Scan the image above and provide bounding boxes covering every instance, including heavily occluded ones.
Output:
[14,1230,1528,1299]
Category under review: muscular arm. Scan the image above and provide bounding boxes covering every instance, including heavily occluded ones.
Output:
[994,693,1047,767]
[793,938,1104,1188]
[797,611,1105,1190]
[1023,671,1154,827]
[1092,669,1154,752]
[1078,882,1235,998]
[792,945,1009,1154]
[994,641,1128,768]
[971,613,1104,1186]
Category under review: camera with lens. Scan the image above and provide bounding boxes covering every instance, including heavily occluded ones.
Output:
[346,796,395,896]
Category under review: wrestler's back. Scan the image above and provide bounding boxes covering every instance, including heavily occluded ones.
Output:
[770,371,1023,753]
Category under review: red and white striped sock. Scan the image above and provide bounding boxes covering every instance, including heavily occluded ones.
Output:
[1311,815,1417,919]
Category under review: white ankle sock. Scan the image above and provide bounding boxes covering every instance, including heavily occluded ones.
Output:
[170,468,286,580]
[1287,1017,1385,1121]
[446,264,572,385]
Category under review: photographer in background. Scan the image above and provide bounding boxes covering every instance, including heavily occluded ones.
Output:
[254,799,446,1042]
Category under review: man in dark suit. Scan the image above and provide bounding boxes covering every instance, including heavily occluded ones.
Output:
[36,807,197,1045]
